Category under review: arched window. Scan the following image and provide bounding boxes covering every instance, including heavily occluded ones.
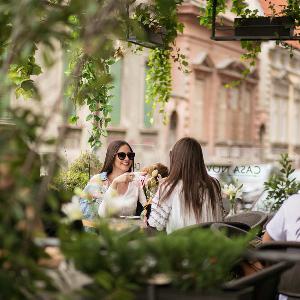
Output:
[168,111,178,149]
[259,123,266,145]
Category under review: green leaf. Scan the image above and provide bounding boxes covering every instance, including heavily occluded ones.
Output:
[31,65,42,75]
[20,79,35,91]
[68,115,79,124]
[86,114,93,121]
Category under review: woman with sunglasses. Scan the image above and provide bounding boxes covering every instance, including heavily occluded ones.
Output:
[79,140,146,230]
[147,137,224,234]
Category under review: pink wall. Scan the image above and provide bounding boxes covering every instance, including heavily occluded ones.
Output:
[166,2,264,163]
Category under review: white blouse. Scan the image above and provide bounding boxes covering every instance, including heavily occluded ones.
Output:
[98,180,147,217]
[148,180,223,234]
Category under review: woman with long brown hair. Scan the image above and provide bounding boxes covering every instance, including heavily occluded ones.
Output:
[148,137,224,233]
[79,140,146,230]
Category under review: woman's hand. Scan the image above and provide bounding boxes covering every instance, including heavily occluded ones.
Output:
[111,172,134,190]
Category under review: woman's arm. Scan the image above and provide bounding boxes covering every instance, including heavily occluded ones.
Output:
[98,185,120,217]
[262,231,273,243]
[98,173,135,217]
[147,192,171,231]
[138,183,147,206]
[79,175,106,220]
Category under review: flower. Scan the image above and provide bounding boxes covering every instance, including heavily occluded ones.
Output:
[223,182,243,202]
[151,169,158,177]
[140,168,161,218]
[62,196,83,222]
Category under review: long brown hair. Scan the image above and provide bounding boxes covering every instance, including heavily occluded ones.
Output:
[160,137,221,221]
[100,140,134,175]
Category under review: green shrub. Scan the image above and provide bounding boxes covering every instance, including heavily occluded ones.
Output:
[264,153,300,212]
[56,152,102,192]
[60,223,252,299]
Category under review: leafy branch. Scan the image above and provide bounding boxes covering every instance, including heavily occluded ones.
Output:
[264,153,300,212]
[146,48,172,124]
[135,0,188,122]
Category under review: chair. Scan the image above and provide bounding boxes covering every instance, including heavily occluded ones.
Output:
[225,211,268,230]
[171,221,251,236]
[210,223,249,238]
[222,261,293,300]
[210,223,262,248]
[257,241,300,299]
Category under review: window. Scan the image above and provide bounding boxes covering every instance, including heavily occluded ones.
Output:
[242,88,252,142]
[279,98,288,143]
[270,82,288,143]
[216,86,227,142]
[230,88,239,111]
[294,89,300,145]
[228,87,240,141]
[110,59,122,126]
[294,100,300,144]
[216,85,247,143]
[191,77,204,139]
[63,52,76,118]
[168,111,178,151]
[144,63,153,128]
[271,99,286,143]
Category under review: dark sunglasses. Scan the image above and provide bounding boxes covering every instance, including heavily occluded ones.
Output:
[116,152,135,161]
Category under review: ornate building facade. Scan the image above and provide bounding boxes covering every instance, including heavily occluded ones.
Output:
[3,0,300,169]
[150,1,262,165]
[98,0,263,167]
[258,0,300,165]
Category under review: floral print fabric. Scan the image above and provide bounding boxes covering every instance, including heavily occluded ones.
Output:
[79,172,109,221]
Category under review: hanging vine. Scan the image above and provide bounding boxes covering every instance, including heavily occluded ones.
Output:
[64,0,189,145]
[63,11,118,149]
[66,48,116,148]
[146,48,172,124]
[133,0,189,123]
[1,0,191,148]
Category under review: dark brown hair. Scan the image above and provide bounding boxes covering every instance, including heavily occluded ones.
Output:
[100,140,134,175]
[160,137,221,221]
[153,163,169,178]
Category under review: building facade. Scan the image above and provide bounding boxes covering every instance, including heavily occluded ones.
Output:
[3,0,300,170]
[258,0,300,166]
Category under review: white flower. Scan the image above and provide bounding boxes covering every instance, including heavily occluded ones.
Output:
[223,182,243,201]
[62,196,83,222]
[157,174,163,184]
[81,77,88,85]
[151,169,158,177]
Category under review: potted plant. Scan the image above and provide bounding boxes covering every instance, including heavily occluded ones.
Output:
[127,24,167,49]
[234,16,295,39]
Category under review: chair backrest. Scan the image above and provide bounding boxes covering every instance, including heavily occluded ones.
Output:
[223,261,293,300]
[210,223,262,248]
[210,223,249,238]
[257,241,300,298]
[171,221,251,235]
[225,211,268,230]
